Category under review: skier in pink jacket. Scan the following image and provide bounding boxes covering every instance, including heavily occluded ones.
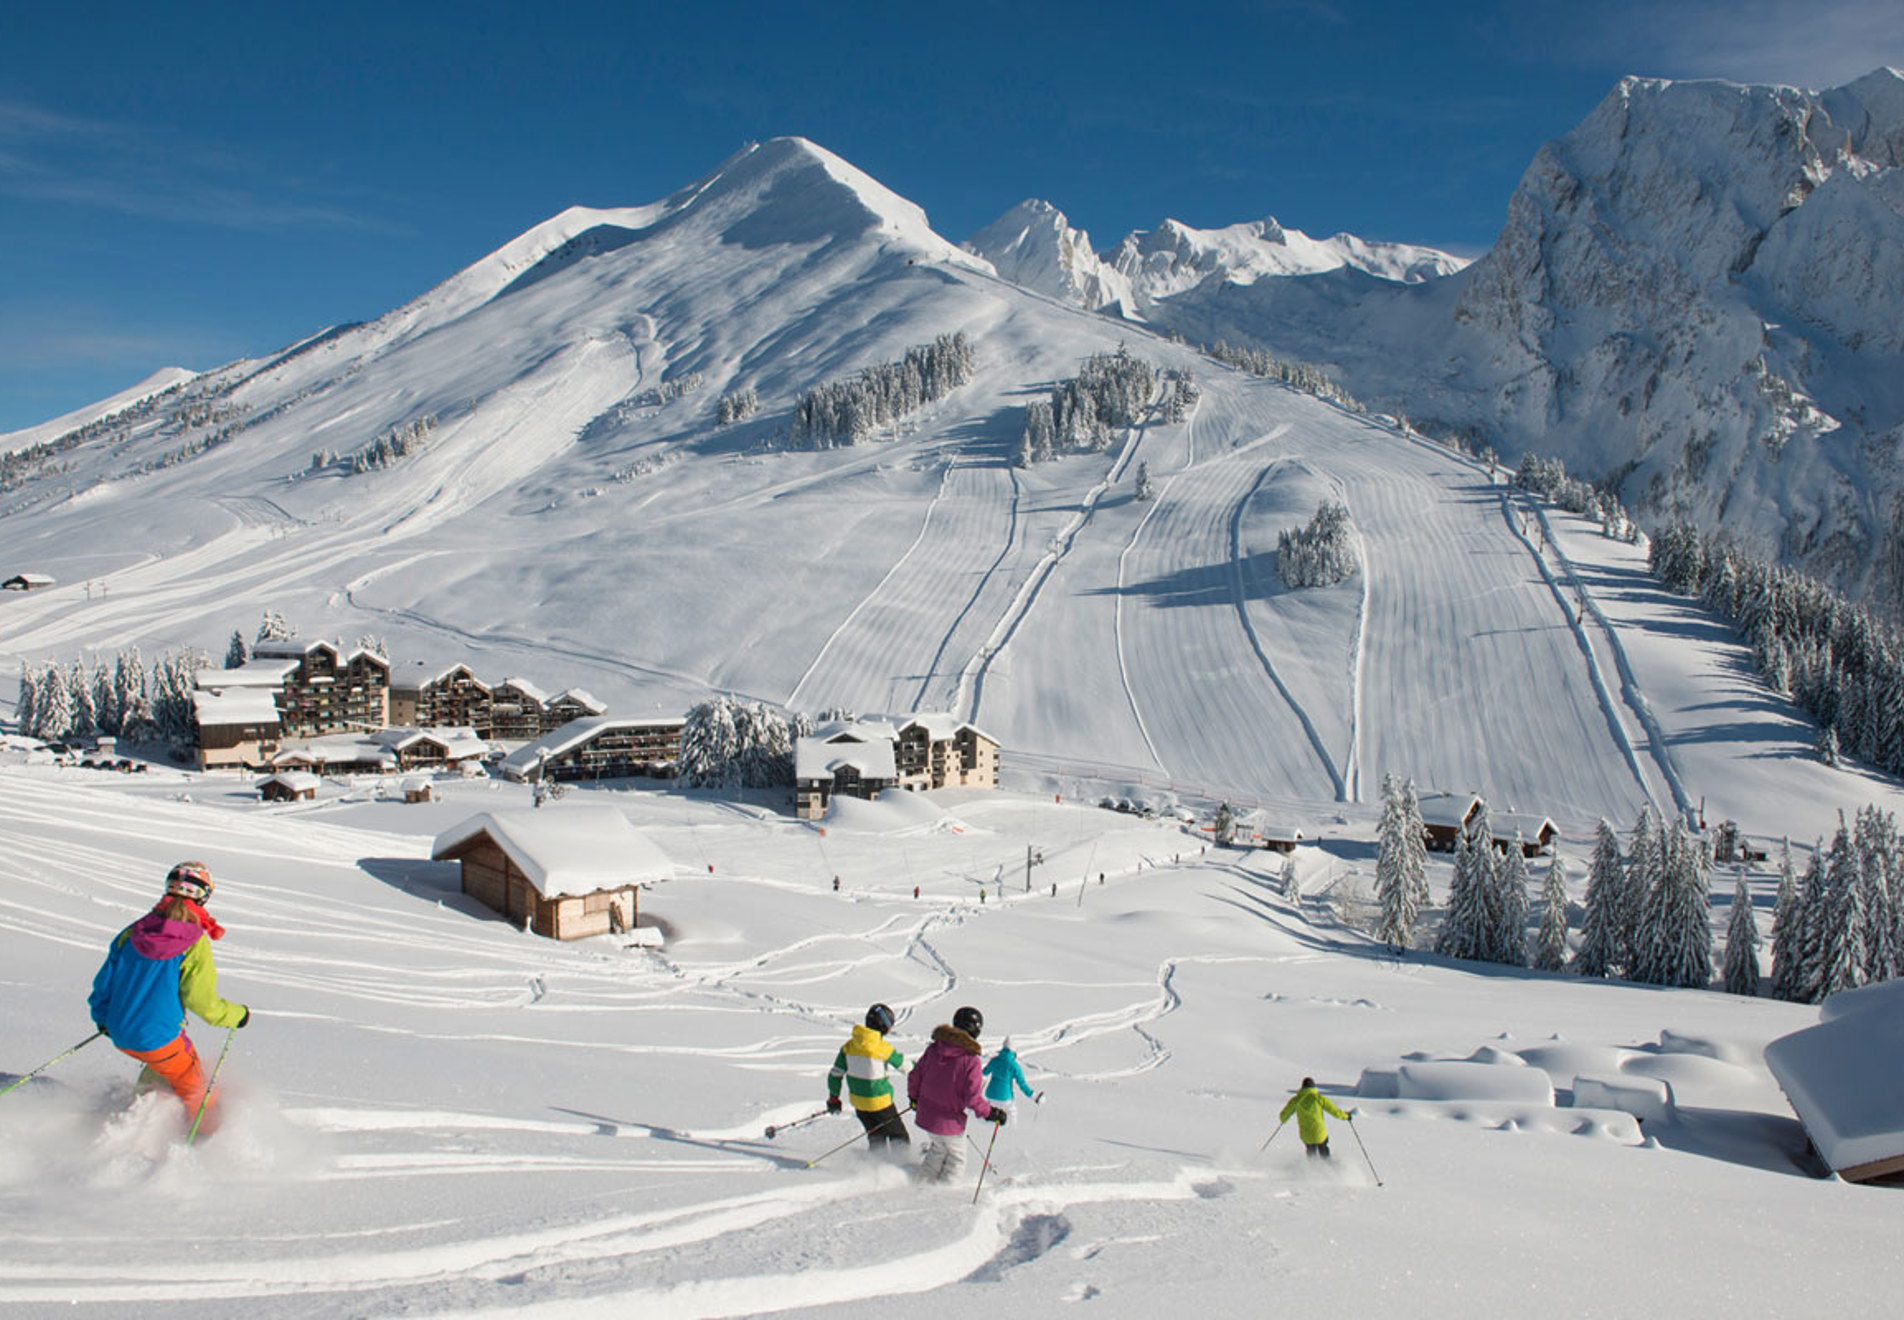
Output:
[906,1005,1003,1182]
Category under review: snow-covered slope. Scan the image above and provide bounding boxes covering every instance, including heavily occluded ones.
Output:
[1,367,198,456]
[1136,69,1904,614]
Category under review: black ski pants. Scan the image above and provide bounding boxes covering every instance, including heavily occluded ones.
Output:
[856,1103,910,1148]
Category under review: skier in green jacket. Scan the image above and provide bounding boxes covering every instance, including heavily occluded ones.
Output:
[1279,1076,1353,1158]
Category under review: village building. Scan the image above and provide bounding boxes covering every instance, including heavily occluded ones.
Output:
[544,688,608,730]
[2,572,56,591]
[249,639,391,738]
[499,716,685,782]
[400,775,435,803]
[894,715,999,791]
[269,735,395,776]
[374,726,489,772]
[489,677,550,742]
[794,719,900,819]
[431,806,672,941]
[390,663,494,735]
[1417,792,1483,852]
[256,771,320,802]
[1492,811,1559,856]
[191,688,284,770]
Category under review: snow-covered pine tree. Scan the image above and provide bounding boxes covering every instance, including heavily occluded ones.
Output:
[256,610,294,643]
[1793,846,1830,1003]
[1436,805,1493,962]
[1401,779,1430,920]
[1375,774,1420,952]
[677,697,742,789]
[1534,856,1570,972]
[1019,401,1056,466]
[1815,723,1841,767]
[91,662,121,737]
[1491,834,1531,966]
[225,630,249,669]
[1854,804,1898,982]
[1619,805,1662,977]
[1722,870,1761,996]
[1818,815,1869,997]
[1769,838,1802,1000]
[68,659,97,741]
[114,648,150,742]
[1573,819,1626,978]
[1135,461,1156,502]
[32,660,72,741]
[1634,819,1713,989]
[15,665,36,737]
[1213,802,1237,846]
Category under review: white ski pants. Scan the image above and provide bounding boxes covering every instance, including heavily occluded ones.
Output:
[918,1133,966,1183]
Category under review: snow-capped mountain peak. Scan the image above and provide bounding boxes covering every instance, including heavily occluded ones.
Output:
[961,199,1134,313]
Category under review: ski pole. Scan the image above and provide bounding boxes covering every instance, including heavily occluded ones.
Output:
[1347,1114,1383,1187]
[972,1119,1003,1204]
[765,1107,831,1139]
[1258,1118,1287,1153]
[0,1029,104,1100]
[807,1105,912,1168]
[185,1028,238,1147]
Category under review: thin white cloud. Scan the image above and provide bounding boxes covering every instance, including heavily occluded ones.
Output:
[0,97,396,233]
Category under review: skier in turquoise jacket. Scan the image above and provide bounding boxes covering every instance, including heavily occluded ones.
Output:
[1279,1076,1353,1158]
[982,1037,1038,1113]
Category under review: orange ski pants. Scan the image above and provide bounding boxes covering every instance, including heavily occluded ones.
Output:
[122,1033,218,1133]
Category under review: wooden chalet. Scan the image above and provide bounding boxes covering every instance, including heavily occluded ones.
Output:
[2,572,55,591]
[400,775,435,804]
[431,807,672,941]
[499,716,685,782]
[1417,792,1483,852]
[373,726,489,772]
[1492,811,1559,856]
[257,771,320,802]
[1765,982,1904,1185]
[794,720,900,819]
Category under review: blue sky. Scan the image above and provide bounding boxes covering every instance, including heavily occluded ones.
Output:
[3,0,1900,433]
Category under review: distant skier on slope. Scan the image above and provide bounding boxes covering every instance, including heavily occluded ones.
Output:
[826,1002,911,1154]
[908,1005,1003,1183]
[1279,1076,1353,1159]
[982,1036,1038,1116]
[88,862,250,1135]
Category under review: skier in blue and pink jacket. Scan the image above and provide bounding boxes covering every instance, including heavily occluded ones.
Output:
[89,862,249,1134]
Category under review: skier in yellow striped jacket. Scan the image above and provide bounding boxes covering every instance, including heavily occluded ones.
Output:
[826,1003,911,1153]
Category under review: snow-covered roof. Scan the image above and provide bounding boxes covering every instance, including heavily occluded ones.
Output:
[1417,792,1481,828]
[372,726,488,759]
[251,638,389,668]
[4,572,55,586]
[499,715,687,778]
[1492,811,1557,840]
[391,662,487,692]
[192,689,283,727]
[399,775,433,793]
[1764,980,1904,1179]
[258,771,321,793]
[796,732,897,782]
[271,736,396,770]
[431,807,674,898]
[196,658,299,689]
[494,677,550,705]
[895,712,997,744]
[551,688,607,714]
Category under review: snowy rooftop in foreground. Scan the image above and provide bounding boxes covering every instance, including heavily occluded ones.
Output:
[431,806,675,898]
[1763,980,1904,1181]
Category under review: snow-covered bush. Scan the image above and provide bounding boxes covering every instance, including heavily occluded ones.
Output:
[677,695,802,789]
[717,387,759,425]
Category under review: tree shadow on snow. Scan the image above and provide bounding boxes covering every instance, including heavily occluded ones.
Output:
[548,1106,812,1171]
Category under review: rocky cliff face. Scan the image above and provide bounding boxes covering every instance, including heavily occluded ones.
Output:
[1446,69,1904,609]
[961,200,1134,314]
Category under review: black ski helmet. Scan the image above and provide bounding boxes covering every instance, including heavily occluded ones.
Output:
[952,1006,983,1037]
[865,1003,895,1034]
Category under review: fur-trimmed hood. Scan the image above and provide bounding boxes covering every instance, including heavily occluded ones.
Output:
[931,1024,981,1055]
